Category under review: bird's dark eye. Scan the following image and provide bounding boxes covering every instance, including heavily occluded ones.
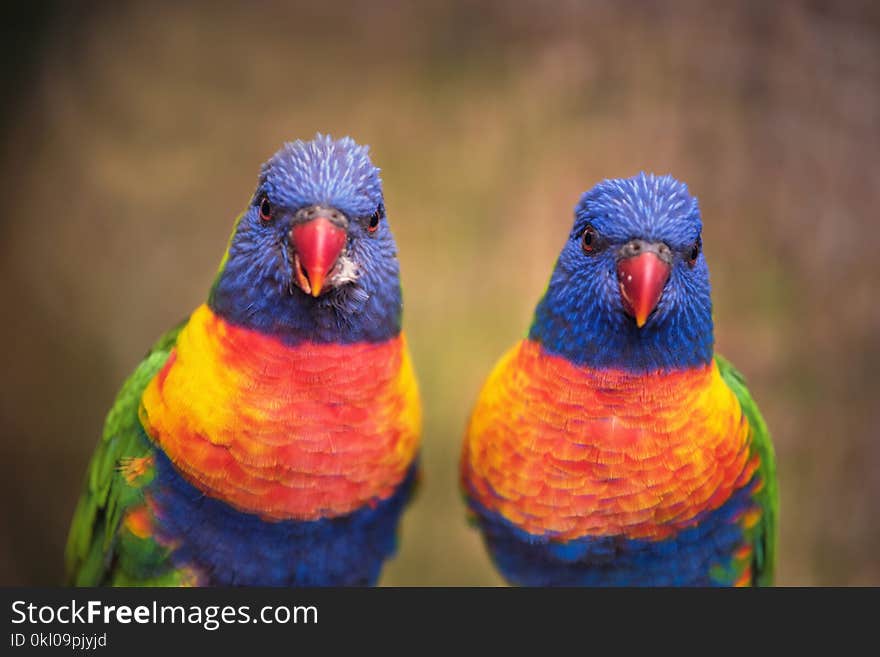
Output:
[582,225,602,254]
[367,209,380,233]
[259,197,272,222]
[688,236,702,266]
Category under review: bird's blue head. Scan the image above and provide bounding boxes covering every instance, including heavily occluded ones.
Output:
[529,173,713,373]
[209,134,402,344]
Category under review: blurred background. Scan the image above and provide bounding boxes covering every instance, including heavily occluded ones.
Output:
[1,0,878,586]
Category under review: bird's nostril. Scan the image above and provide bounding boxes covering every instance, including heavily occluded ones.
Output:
[632,242,641,252]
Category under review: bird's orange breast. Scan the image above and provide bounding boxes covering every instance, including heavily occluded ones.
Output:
[461,340,757,541]
[140,304,421,521]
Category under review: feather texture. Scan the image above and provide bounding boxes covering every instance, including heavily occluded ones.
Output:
[66,135,421,586]
[461,340,775,586]
[461,173,778,586]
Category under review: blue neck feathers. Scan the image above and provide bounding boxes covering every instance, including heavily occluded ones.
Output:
[528,263,714,373]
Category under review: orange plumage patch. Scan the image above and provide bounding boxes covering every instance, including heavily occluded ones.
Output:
[139,305,421,521]
[734,544,754,561]
[734,569,753,587]
[740,508,763,530]
[118,456,154,485]
[462,340,756,541]
[123,506,153,539]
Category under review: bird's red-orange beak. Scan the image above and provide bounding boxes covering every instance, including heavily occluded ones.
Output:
[617,249,671,328]
[289,217,347,297]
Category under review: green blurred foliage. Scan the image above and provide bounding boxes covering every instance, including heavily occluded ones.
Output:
[1,0,878,585]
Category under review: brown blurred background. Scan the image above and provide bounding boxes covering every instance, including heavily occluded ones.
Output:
[1,0,878,586]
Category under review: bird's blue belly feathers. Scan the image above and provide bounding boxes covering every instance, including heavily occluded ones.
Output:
[149,451,417,586]
[468,478,758,587]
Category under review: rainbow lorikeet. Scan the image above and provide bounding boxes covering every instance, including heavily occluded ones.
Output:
[461,174,777,586]
[66,135,421,586]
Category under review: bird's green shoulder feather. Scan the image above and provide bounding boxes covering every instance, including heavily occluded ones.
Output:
[65,320,187,585]
[715,353,779,586]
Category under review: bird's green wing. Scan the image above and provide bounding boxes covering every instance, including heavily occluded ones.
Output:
[716,353,779,586]
[65,321,186,586]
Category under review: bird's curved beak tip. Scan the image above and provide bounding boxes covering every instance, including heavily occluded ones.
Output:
[617,252,671,328]
[290,216,347,297]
